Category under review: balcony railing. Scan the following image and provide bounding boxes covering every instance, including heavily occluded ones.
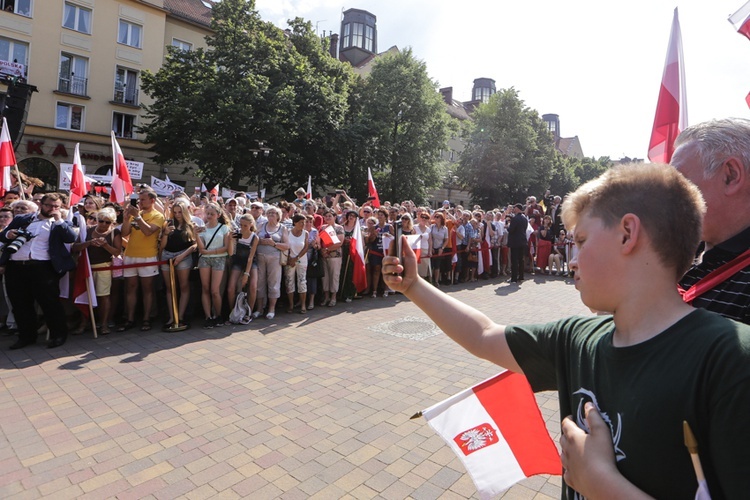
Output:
[58,74,88,96]
[113,85,138,106]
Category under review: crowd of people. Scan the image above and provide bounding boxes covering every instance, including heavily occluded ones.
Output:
[0,179,573,349]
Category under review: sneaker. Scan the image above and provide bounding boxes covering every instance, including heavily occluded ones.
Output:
[308,302,315,310]
[203,317,214,329]
[252,311,262,319]
[345,298,352,303]
[214,316,225,327]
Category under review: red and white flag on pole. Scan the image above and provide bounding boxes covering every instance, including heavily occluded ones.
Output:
[201,183,207,193]
[404,234,422,263]
[367,167,380,208]
[477,224,492,276]
[350,220,368,292]
[0,117,16,198]
[110,131,133,204]
[69,143,87,206]
[73,248,97,318]
[729,0,750,40]
[306,175,312,199]
[210,183,219,197]
[319,225,339,248]
[422,370,560,498]
[648,7,687,164]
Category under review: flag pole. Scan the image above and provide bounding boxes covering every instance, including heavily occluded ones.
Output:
[13,164,25,200]
[84,249,98,339]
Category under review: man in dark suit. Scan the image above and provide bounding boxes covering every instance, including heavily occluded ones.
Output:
[0,193,77,349]
[507,203,528,283]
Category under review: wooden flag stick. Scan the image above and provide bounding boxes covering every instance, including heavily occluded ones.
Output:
[85,260,98,339]
[13,164,25,200]
[683,421,706,484]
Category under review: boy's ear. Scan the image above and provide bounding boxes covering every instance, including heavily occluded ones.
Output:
[722,157,745,195]
[619,214,640,254]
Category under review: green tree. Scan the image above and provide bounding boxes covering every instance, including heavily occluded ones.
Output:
[359,49,451,204]
[457,88,556,207]
[140,0,353,194]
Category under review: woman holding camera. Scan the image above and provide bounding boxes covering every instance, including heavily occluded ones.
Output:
[159,199,197,330]
[228,213,259,322]
[320,210,344,307]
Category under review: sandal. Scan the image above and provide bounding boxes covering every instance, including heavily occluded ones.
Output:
[116,320,136,332]
[140,321,152,332]
[99,326,111,336]
[299,308,307,314]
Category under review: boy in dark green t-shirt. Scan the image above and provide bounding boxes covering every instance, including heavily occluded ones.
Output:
[383,163,750,499]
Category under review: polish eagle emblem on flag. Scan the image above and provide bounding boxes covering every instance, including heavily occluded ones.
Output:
[454,423,499,456]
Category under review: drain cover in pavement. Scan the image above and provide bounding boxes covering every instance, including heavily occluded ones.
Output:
[367,316,441,341]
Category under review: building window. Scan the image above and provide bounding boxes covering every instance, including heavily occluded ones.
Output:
[113,112,135,139]
[1,0,32,17]
[351,23,363,50]
[0,37,28,78]
[474,87,492,104]
[63,2,91,34]
[171,38,192,51]
[58,53,88,96]
[342,23,351,48]
[118,19,142,48]
[114,67,138,105]
[364,25,373,51]
[56,103,84,131]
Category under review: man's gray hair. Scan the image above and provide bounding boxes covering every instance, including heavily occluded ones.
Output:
[674,117,750,178]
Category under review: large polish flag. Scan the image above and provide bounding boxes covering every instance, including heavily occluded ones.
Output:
[404,234,422,262]
[110,131,133,203]
[0,118,15,198]
[69,143,87,206]
[729,0,750,40]
[422,370,560,499]
[648,8,687,164]
[350,219,368,292]
[477,223,492,276]
[367,167,380,208]
[73,247,97,317]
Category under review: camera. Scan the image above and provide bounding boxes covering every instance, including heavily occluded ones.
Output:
[129,193,138,207]
[335,189,345,195]
[6,229,34,254]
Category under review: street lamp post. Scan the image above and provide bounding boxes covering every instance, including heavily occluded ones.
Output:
[251,140,272,198]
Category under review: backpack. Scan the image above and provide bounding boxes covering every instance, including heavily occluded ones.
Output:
[229,292,251,324]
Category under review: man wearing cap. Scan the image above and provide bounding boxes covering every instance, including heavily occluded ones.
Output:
[249,202,267,225]
[507,203,528,283]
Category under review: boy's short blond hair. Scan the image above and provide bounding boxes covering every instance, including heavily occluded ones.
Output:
[562,163,705,279]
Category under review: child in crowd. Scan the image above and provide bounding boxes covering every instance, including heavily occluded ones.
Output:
[382,163,750,498]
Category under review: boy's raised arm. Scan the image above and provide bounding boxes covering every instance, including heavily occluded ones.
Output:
[382,237,522,374]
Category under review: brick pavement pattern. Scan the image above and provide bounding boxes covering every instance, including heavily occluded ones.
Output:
[0,276,591,499]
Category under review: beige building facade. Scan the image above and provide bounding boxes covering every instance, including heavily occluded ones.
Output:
[0,0,211,192]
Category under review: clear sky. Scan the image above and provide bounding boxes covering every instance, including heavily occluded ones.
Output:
[256,0,750,161]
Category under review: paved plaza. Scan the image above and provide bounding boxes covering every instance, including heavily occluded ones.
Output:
[1,276,592,499]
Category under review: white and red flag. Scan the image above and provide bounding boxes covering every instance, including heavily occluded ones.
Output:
[648,7,687,164]
[367,167,380,208]
[729,0,750,40]
[404,234,422,263]
[73,248,97,318]
[201,183,207,193]
[210,183,219,197]
[0,117,16,198]
[421,370,560,498]
[350,219,368,292]
[319,225,339,248]
[306,175,312,199]
[110,131,133,204]
[477,223,492,276]
[69,143,87,206]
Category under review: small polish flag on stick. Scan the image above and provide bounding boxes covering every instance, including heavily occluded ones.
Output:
[418,370,560,498]
[306,175,312,199]
[729,0,750,40]
[404,234,422,263]
[319,225,339,248]
[367,167,380,208]
[210,184,219,197]
[350,219,368,292]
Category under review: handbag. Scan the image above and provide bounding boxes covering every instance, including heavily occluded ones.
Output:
[307,248,325,278]
[229,291,251,324]
[279,249,289,266]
